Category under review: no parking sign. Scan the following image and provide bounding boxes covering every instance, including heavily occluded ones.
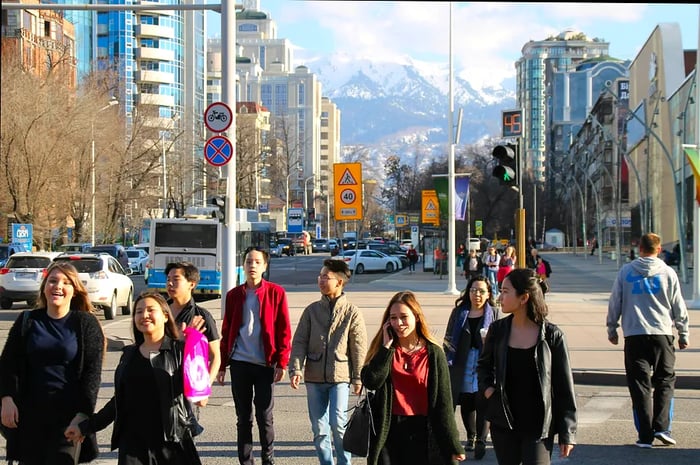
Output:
[204,136,233,166]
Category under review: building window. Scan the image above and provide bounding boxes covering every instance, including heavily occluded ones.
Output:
[321,132,328,140]
[239,23,257,32]
[321,119,328,127]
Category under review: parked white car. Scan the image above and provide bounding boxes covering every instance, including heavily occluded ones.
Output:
[336,249,402,274]
[126,248,149,274]
[0,251,62,309]
[53,253,133,320]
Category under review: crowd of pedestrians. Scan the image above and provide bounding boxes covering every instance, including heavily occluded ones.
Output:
[0,232,691,465]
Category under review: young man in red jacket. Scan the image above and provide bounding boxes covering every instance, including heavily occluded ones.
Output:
[217,247,291,465]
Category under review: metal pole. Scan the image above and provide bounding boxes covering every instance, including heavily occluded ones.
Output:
[221,0,237,310]
[445,3,458,295]
[162,132,168,217]
[304,175,314,229]
[91,126,95,245]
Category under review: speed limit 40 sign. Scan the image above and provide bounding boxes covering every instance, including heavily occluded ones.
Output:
[333,163,362,220]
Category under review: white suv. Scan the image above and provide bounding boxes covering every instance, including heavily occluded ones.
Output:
[53,253,134,320]
[0,252,61,309]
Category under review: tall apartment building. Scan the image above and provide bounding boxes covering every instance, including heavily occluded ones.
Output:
[515,29,611,182]
[211,0,336,236]
[96,0,206,216]
[1,0,77,87]
[44,0,93,79]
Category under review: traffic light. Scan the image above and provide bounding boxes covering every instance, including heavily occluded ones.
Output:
[492,143,518,188]
[210,196,226,221]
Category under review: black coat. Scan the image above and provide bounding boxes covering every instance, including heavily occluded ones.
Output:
[81,336,200,463]
[476,315,577,444]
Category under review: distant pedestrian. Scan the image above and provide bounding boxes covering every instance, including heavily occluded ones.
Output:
[362,291,466,464]
[496,246,516,288]
[289,259,367,465]
[483,246,500,296]
[590,237,598,256]
[607,232,690,448]
[217,247,292,465]
[463,248,483,281]
[407,244,419,274]
[477,268,577,464]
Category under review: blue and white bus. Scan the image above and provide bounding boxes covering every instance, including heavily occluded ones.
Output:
[146,209,270,298]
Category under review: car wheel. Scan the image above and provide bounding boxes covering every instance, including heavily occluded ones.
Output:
[386,262,395,273]
[356,263,365,274]
[0,298,12,310]
[121,289,133,315]
[104,293,116,320]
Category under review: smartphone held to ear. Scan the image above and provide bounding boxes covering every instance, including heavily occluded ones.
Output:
[387,325,397,339]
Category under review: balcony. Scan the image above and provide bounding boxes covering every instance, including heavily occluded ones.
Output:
[139,92,175,107]
[135,24,174,39]
[135,46,175,62]
[136,70,174,84]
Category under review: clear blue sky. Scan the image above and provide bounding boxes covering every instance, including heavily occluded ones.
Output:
[207,2,699,89]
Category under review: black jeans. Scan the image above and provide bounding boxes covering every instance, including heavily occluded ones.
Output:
[380,415,429,465]
[229,360,276,465]
[490,424,553,465]
[624,335,676,443]
[458,392,488,442]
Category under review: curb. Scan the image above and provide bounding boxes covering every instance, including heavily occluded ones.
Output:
[573,370,699,390]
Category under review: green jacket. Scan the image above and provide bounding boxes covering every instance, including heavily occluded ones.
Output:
[289,293,367,385]
[361,342,465,465]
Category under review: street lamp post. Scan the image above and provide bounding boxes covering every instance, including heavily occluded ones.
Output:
[304,175,315,228]
[91,99,118,245]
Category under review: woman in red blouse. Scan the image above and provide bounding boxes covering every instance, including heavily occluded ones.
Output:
[361,291,466,465]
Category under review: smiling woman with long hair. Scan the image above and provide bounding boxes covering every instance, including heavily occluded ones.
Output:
[65,291,204,465]
[0,262,105,464]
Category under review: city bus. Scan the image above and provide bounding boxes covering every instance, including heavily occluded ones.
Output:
[146,209,270,298]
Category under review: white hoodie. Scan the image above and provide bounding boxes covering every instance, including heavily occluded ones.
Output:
[607,256,689,344]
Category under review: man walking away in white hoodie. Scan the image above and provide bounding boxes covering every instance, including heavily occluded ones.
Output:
[607,232,689,449]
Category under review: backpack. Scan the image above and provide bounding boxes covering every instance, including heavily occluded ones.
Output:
[543,259,552,277]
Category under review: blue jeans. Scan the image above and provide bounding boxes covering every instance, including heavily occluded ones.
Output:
[306,382,352,465]
[486,267,499,296]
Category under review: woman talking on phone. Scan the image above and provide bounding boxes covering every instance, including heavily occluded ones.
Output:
[361,291,465,465]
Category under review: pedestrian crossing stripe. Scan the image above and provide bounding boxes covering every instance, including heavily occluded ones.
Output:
[425,199,438,210]
[338,169,358,185]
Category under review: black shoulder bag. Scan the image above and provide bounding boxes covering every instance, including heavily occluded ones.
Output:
[342,388,375,457]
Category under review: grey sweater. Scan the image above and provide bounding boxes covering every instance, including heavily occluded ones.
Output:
[607,256,689,343]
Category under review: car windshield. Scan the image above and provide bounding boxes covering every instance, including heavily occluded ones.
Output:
[55,258,102,273]
[126,251,141,258]
[6,257,51,268]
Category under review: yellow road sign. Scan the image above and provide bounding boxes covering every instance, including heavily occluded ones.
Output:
[421,190,439,226]
[334,163,363,220]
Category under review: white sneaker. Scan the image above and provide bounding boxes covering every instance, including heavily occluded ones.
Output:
[654,431,676,445]
[635,440,652,449]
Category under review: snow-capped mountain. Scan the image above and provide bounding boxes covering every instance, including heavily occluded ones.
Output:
[301,52,516,145]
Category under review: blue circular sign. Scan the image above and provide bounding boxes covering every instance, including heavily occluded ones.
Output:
[204,136,233,166]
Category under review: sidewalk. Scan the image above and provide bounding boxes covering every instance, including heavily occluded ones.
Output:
[104,252,699,389]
